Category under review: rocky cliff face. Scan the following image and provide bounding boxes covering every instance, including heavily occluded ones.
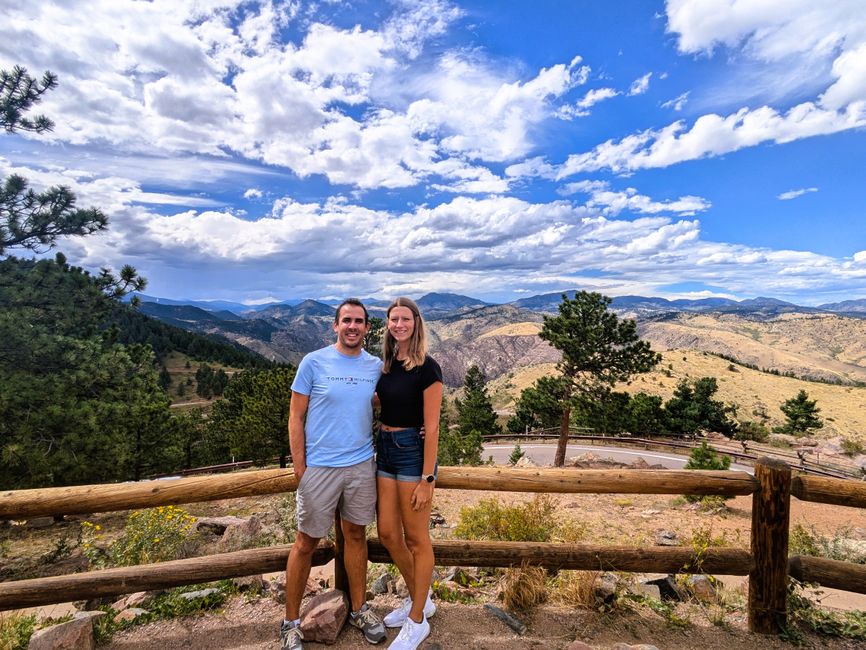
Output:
[431,334,559,386]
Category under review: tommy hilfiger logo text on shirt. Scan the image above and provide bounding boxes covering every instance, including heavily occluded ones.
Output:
[325,376,376,385]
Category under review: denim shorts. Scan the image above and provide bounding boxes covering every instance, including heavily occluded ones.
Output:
[376,427,437,482]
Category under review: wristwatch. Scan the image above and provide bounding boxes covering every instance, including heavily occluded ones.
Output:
[421,473,435,483]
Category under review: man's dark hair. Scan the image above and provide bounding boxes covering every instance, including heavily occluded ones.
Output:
[334,297,369,324]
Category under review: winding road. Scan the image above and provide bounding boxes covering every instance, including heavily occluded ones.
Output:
[483,442,754,473]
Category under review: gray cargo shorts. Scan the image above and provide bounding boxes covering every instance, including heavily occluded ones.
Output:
[296,457,376,539]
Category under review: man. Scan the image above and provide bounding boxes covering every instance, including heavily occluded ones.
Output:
[280,298,386,650]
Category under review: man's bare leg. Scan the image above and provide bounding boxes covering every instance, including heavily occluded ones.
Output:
[285,531,320,620]
[341,519,369,611]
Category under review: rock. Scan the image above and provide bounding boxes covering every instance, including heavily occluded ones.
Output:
[28,616,95,650]
[73,611,106,623]
[305,575,327,597]
[613,645,660,650]
[686,575,717,602]
[566,642,594,650]
[850,527,866,541]
[429,509,447,528]
[300,590,349,644]
[515,456,537,468]
[630,582,661,600]
[644,575,688,602]
[639,509,661,519]
[444,567,478,586]
[233,575,265,592]
[178,588,220,601]
[113,608,149,623]
[394,576,409,597]
[768,433,798,448]
[110,591,151,611]
[271,578,286,604]
[371,572,394,595]
[216,515,263,552]
[654,530,680,546]
[592,572,619,607]
[629,458,665,470]
[195,516,248,535]
[25,517,54,529]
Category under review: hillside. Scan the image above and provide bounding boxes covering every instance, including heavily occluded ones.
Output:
[637,312,866,384]
[488,350,866,440]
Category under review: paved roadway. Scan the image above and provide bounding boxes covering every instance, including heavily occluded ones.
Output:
[484,442,754,473]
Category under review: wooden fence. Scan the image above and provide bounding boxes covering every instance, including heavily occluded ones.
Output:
[2,459,866,635]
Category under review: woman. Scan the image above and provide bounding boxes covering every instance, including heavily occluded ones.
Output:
[375,297,443,650]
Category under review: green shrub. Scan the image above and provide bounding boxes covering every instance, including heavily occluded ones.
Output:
[83,505,197,568]
[841,438,865,457]
[0,614,36,650]
[508,444,525,465]
[734,420,769,442]
[454,495,558,542]
[789,525,866,564]
[784,580,866,642]
[683,442,731,503]
[93,582,233,643]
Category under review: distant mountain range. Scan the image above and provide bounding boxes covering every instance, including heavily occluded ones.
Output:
[130,290,866,373]
[131,290,866,318]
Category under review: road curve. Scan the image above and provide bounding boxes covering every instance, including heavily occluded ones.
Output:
[484,442,754,473]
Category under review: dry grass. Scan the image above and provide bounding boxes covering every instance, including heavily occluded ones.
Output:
[499,563,548,612]
[550,570,599,608]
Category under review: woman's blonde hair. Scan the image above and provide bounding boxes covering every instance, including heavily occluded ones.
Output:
[382,297,427,373]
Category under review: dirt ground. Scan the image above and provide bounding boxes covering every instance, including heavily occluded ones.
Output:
[100,590,865,650]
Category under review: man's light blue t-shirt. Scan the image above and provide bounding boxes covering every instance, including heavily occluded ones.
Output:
[291,345,383,468]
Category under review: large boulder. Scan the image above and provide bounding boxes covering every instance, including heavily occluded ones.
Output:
[300,589,349,644]
[27,612,105,650]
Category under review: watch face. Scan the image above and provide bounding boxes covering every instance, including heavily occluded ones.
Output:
[424,474,434,483]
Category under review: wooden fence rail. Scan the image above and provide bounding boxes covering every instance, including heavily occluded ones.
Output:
[0,468,755,519]
[2,459,866,636]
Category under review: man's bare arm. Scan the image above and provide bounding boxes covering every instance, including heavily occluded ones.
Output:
[289,391,310,480]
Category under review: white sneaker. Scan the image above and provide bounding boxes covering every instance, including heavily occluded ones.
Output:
[388,614,430,650]
[383,592,436,628]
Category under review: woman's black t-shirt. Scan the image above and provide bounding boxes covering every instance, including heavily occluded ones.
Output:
[377,355,443,427]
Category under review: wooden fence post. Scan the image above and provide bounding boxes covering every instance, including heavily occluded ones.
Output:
[748,457,791,634]
[334,510,348,592]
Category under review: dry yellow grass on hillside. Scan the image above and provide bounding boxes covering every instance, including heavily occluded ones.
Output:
[639,313,866,384]
[488,350,866,441]
[478,322,543,338]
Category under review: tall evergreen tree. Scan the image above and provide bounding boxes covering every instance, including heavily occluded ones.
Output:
[445,365,499,465]
[456,365,501,438]
[540,292,660,466]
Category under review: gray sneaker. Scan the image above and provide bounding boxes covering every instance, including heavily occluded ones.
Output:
[280,620,304,650]
[349,603,387,644]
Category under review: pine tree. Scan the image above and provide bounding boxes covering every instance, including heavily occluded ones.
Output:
[508,443,525,465]
[664,377,738,438]
[780,390,822,435]
[683,441,732,503]
[456,365,501,439]
[206,367,296,467]
[506,375,569,433]
[540,292,660,466]
[1,66,108,253]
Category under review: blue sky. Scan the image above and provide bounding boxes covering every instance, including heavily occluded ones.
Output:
[1,0,865,305]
